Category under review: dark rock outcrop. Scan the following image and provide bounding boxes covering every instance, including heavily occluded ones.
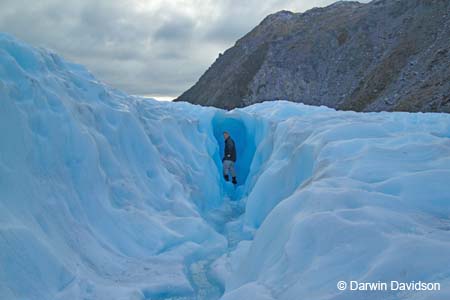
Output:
[175,0,450,112]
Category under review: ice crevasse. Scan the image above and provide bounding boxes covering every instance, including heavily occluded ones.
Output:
[1,33,450,300]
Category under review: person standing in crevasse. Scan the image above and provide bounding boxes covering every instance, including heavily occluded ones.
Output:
[222,131,237,185]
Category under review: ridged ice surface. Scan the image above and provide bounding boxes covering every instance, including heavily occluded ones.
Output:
[1,33,450,300]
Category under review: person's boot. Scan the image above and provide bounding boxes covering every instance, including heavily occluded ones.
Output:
[232,177,237,185]
[224,174,229,182]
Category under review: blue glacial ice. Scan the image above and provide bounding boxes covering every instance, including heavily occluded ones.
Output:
[1,33,450,300]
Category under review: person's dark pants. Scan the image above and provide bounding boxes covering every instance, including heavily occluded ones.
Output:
[223,160,236,183]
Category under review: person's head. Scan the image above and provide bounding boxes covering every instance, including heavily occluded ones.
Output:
[223,131,230,139]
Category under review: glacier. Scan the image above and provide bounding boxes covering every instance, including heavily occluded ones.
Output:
[1,32,450,300]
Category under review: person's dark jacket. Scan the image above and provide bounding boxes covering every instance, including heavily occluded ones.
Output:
[224,137,236,162]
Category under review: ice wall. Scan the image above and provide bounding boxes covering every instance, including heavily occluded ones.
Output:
[0,33,226,299]
[217,101,450,300]
[2,33,450,300]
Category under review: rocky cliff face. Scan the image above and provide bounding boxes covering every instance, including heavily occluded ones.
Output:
[175,0,450,112]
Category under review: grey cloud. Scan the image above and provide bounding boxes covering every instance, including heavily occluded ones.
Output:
[157,51,186,60]
[154,16,197,42]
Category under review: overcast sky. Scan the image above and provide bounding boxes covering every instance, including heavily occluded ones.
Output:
[0,0,368,100]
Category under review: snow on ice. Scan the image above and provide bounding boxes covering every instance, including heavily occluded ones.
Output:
[1,33,450,300]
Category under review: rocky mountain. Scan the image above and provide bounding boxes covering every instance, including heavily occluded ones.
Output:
[175,0,450,112]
